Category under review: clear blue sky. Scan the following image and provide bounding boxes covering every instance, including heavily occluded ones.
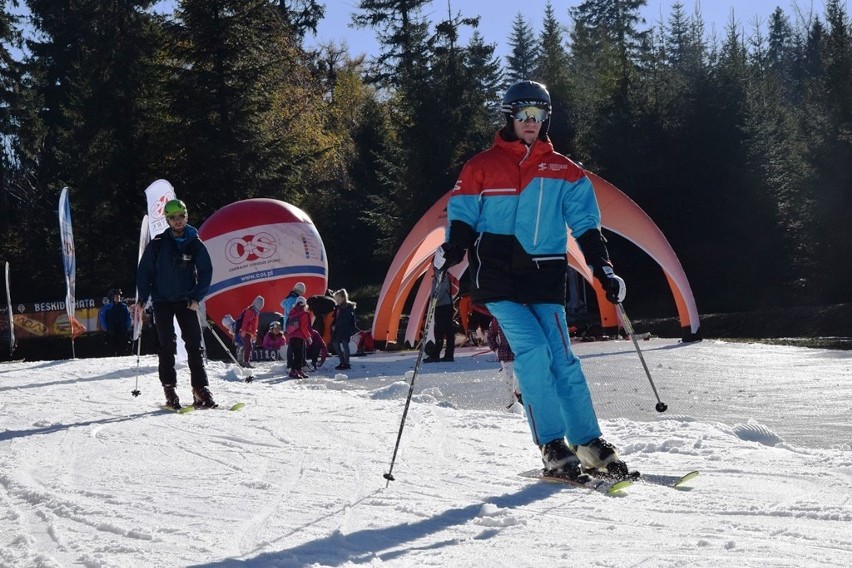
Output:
[8,1,813,62]
[306,0,809,60]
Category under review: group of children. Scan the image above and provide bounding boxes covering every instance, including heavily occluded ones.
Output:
[222,283,358,379]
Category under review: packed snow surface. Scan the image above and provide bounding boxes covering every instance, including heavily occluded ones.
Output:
[1,338,850,567]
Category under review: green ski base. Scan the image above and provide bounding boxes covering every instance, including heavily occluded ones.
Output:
[641,470,699,487]
[519,469,632,495]
[161,404,195,414]
[587,469,700,488]
[160,402,245,413]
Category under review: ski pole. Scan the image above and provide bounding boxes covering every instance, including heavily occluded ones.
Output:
[383,270,444,486]
[615,302,668,413]
[198,305,254,383]
[131,302,144,397]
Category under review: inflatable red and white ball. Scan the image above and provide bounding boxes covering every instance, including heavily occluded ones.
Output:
[198,199,328,332]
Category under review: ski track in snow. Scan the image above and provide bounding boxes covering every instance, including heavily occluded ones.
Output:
[0,339,850,567]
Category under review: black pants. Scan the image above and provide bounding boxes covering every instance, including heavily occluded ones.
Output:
[431,304,455,359]
[106,331,129,356]
[289,337,306,370]
[153,301,208,389]
[286,342,295,369]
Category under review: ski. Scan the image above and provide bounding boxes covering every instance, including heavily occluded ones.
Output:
[519,469,632,495]
[161,404,194,414]
[192,402,246,411]
[636,471,699,488]
[159,402,244,413]
[585,468,699,488]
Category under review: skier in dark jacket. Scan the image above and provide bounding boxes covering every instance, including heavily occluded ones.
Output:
[433,81,628,480]
[99,288,131,356]
[330,288,357,370]
[136,199,215,410]
[307,292,336,345]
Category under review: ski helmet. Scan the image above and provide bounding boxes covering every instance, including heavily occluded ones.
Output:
[500,80,552,140]
[164,199,187,217]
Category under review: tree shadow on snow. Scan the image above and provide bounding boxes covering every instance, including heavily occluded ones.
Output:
[190,482,564,567]
[0,358,67,374]
[0,411,162,442]
[0,366,159,392]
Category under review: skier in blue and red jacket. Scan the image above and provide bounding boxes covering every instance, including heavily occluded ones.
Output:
[433,80,629,480]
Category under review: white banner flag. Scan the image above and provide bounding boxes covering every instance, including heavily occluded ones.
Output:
[4,261,13,355]
[142,180,186,363]
[132,215,150,342]
[144,179,176,238]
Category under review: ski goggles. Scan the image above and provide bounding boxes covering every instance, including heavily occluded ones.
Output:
[510,104,550,123]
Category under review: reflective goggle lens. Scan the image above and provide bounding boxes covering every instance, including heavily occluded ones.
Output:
[511,105,549,123]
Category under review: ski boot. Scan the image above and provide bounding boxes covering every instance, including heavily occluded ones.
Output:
[572,437,630,479]
[163,384,181,410]
[192,386,218,408]
[540,439,583,480]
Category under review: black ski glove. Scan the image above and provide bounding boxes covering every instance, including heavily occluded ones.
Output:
[594,265,627,304]
[433,242,465,273]
[434,220,474,273]
[576,229,626,304]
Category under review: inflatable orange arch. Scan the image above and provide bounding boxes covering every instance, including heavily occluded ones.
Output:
[371,171,701,346]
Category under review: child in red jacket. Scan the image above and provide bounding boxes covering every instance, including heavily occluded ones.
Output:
[238,296,264,368]
[284,296,312,378]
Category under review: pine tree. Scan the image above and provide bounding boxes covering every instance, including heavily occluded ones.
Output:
[805,0,852,302]
[298,49,390,287]
[0,3,21,232]
[534,2,573,151]
[167,0,325,213]
[569,0,649,72]
[505,13,538,84]
[568,0,648,177]
[353,1,498,259]
[462,30,503,145]
[276,0,324,39]
[352,0,431,87]
[748,7,816,299]
[21,0,166,298]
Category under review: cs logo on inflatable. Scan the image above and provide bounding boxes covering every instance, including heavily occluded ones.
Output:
[225,233,277,264]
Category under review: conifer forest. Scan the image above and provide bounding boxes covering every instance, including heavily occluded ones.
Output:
[2,0,851,318]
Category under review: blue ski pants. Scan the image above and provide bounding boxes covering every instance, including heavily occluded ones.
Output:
[485,301,602,447]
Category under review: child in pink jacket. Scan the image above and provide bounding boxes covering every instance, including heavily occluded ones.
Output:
[238,296,264,368]
[284,297,312,378]
[262,321,286,359]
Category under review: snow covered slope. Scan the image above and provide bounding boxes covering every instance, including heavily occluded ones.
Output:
[1,339,850,567]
